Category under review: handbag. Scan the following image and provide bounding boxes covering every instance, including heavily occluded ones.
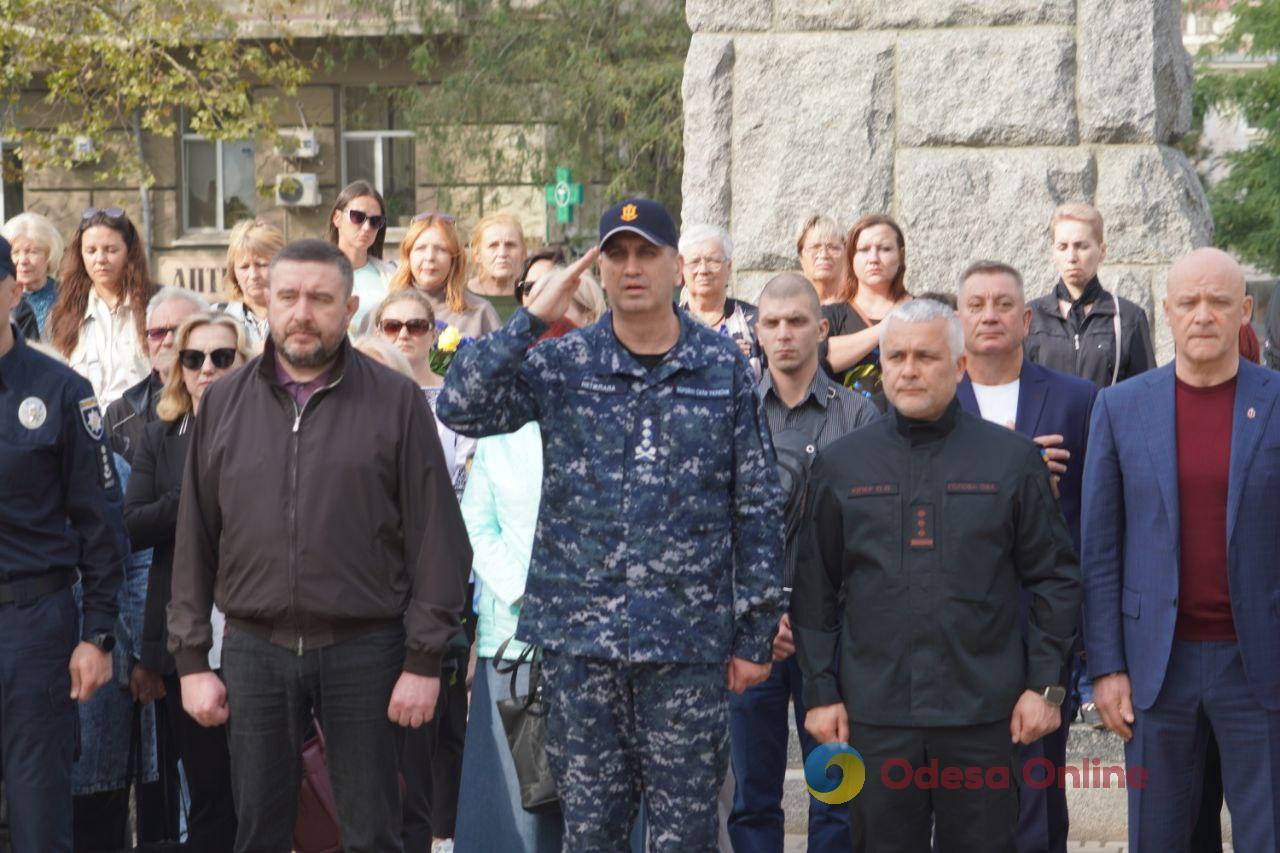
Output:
[294,720,343,853]
[493,640,560,813]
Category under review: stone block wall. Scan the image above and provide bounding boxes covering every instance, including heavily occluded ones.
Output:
[681,0,1210,359]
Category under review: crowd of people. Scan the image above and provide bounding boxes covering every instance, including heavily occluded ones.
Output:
[0,178,1274,853]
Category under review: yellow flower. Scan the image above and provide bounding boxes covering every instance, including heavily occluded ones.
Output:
[438,326,462,352]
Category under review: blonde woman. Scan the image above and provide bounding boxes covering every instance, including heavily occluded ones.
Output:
[389,212,500,338]
[124,312,250,853]
[216,219,285,348]
[2,211,64,336]
[795,214,845,305]
[467,212,527,322]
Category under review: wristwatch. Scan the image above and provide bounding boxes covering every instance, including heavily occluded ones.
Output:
[1034,684,1066,706]
[86,632,116,653]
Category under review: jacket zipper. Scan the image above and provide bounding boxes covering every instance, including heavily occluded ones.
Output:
[286,373,344,656]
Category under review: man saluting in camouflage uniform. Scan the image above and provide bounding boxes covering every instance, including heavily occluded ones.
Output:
[439,199,786,850]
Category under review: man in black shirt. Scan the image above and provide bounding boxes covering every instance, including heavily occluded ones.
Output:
[793,298,1081,853]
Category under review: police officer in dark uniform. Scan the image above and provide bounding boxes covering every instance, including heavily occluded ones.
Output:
[0,235,126,852]
[793,298,1081,853]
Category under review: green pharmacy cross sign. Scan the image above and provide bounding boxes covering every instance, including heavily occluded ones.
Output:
[545,167,584,225]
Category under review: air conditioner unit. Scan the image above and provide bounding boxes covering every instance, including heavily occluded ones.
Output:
[275,128,319,159]
[275,173,321,207]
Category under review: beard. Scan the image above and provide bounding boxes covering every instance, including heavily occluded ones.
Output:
[274,322,343,369]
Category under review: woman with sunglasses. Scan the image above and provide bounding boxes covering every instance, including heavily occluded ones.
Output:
[467,212,528,323]
[215,219,284,348]
[389,212,501,339]
[327,181,397,333]
[124,312,250,853]
[48,207,156,405]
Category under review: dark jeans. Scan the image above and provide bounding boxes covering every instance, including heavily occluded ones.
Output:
[848,719,1019,853]
[727,654,848,852]
[163,672,237,853]
[401,651,468,846]
[0,587,78,853]
[221,624,406,853]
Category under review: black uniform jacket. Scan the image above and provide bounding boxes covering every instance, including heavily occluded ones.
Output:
[792,399,1081,728]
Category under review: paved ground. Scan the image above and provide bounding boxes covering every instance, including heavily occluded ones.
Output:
[778,722,1233,847]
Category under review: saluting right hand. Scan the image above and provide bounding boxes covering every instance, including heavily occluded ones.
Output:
[804,702,850,745]
[524,247,600,325]
[181,671,229,728]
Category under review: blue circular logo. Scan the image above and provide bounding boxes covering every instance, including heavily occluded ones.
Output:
[804,742,866,804]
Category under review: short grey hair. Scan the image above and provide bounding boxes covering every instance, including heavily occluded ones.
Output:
[878,298,965,362]
[146,286,208,325]
[678,224,733,262]
[958,259,1025,296]
[1,212,65,271]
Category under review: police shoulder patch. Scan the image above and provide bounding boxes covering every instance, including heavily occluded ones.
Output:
[79,396,105,441]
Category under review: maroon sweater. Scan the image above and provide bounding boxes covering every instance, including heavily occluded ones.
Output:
[1174,376,1237,642]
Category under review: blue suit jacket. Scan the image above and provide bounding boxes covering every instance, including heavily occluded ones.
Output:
[1081,360,1280,710]
[958,359,1097,551]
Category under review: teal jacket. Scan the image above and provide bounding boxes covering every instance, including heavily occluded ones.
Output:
[461,422,542,661]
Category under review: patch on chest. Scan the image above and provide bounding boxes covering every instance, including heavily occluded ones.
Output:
[909,502,934,550]
[946,482,999,494]
[18,396,47,430]
[848,483,899,497]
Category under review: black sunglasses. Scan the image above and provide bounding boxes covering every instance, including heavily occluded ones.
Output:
[411,210,457,224]
[515,279,536,305]
[345,209,387,230]
[82,207,126,221]
[379,319,435,337]
[178,348,237,371]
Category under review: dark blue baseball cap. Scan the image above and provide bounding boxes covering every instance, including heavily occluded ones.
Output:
[599,198,679,250]
[0,236,14,281]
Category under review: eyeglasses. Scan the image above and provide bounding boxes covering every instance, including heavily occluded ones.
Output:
[379,319,435,337]
[803,243,843,258]
[411,211,457,224]
[178,348,237,371]
[685,257,726,272]
[144,325,178,343]
[82,207,126,221]
[515,279,535,304]
[345,209,386,231]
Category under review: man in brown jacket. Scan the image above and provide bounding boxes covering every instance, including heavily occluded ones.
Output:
[168,238,471,852]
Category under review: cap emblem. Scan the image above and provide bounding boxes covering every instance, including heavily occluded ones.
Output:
[620,204,639,222]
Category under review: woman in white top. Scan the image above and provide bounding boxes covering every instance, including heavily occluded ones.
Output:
[327,180,397,333]
[215,219,284,349]
[48,207,154,405]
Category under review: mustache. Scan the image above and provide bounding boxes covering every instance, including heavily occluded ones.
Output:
[284,321,321,337]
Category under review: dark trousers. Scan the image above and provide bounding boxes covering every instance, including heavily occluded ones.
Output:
[72,790,129,852]
[220,624,406,853]
[1126,640,1280,852]
[848,719,1019,853]
[136,697,183,844]
[0,587,78,853]
[1013,699,1075,853]
[541,653,728,852]
[163,672,237,853]
[727,654,848,852]
[401,653,468,849]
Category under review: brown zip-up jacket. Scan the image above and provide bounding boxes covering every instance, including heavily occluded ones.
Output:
[167,337,471,677]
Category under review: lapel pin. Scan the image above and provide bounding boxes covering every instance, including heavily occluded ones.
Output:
[1247,407,1257,420]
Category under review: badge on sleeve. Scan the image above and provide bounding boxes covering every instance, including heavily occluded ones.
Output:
[18,396,47,430]
[79,397,105,441]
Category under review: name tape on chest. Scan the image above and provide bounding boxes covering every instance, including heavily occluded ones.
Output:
[945,482,1000,494]
[673,385,732,400]
[848,483,899,497]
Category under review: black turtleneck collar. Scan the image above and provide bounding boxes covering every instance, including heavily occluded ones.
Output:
[892,397,961,446]
[1053,275,1104,335]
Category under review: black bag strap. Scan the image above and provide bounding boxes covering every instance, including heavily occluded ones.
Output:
[492,638,545,716]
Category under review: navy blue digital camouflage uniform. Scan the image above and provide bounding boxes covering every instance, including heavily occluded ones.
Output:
[438,306,786,850]
[0,325,126,852]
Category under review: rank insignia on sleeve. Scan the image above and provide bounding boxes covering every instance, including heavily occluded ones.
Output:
[79,397,105,441]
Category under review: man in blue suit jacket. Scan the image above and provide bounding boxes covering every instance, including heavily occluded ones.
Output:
[954,261,1097,853]
[1082,248,1280,852]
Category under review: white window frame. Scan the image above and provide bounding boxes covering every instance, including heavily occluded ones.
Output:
[0,140,21,222]
[340,129,416,199]
[181,119,255,234]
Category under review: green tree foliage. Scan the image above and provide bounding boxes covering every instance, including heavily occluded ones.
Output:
[394,0,690,223]
[1195,0,1280,272]
[0,0,310,193]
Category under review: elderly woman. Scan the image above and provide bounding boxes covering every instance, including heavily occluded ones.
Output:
[467,212,527,322]
[48,208,156,405]
[796,214,845,305]
[328,181,397,333]
[215,218,284,348]
[389,212,501,338]
[125,312,251,853]
[821,214,912,410]
[678,224,760,374]
[2,211,63,337]
[1025,202,1156,388]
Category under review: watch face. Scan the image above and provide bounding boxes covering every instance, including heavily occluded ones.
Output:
[92,634,116,652]
[1043,685,1066,705]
